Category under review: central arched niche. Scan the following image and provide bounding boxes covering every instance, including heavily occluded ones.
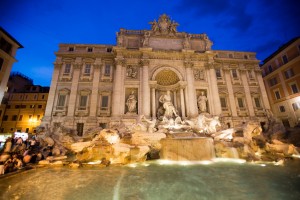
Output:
[155,69,180,86]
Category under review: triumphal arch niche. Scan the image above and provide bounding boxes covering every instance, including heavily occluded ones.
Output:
[115,13,215,122]
[45,13,269,134]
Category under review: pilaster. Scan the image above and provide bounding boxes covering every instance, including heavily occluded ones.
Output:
[89,59,101,117]
[224,66,238,117]
[208,63,222,115]
[67,61,81,117]
[111,58,124,117]
[240,65,255,116]
[141,59,151,117]
[44,62,62,119]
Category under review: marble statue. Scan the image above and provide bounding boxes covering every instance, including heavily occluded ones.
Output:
[197,91,208,113]
[159,91,178,119]
[141,115,157,133]
[149,20,159,32]
[126,91,137,113]
[142,31,150,47]
[183,34,191,49]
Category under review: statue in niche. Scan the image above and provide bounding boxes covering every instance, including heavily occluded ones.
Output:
[126,91,137,113]
[183,34,191,49]
[159,90,178,119]
[197,91,208,113]
[126,66,137,78]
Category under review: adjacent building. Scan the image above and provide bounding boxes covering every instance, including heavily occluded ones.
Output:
[0,72,49,134]
[261,37,300,127]
[0,27,23,103]
[42,14,270,135]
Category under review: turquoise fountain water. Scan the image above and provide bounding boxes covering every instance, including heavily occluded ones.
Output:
[0,159,299,200]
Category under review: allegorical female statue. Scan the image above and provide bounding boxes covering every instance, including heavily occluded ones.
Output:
[197,91,208,113]
[126,91,137,113]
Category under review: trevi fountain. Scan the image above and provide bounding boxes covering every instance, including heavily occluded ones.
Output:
[0,90,299,199]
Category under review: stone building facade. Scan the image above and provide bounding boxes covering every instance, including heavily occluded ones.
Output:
[0,73,49,134]
[0,27,23,103]
[43,14,270,135]
[261,37,300,127]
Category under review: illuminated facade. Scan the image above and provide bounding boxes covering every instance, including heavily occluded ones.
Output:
[0,27,23,103]
[261,37,300,127]
[43,14,270,135]
[0,85,49,133]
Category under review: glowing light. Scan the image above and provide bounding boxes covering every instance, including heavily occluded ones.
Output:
[128,163,137,168]
[292,154,300,158]
[87,161,102,165]
[158,160,174,165]
[106,135,119,144]
[260,164,266,167]
[213,158,246,164]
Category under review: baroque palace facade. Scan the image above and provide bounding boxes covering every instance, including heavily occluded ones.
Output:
[43,14,270,135]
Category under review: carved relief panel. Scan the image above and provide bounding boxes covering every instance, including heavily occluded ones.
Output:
[126,65,138,79]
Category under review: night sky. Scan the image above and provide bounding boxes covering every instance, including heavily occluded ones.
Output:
[1,0,299,86]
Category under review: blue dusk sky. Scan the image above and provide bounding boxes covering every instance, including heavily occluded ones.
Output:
[1,0,299,87]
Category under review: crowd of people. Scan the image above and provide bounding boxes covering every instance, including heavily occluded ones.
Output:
[0,136,52,175]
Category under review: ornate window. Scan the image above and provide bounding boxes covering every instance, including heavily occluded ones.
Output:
[254,97,261,108]
[292,102,300,111]
[279,106,285,112]
[77,89,91,111]
[284,68,294,79]
[84,64,91,75]
[104,64,111,76]
[215,68,222,79]
[79,96,88,110]
[98,91,111,116]
[231,69,238,79]
[290,83,299,94]
[220,97,227,108]
[274,90,281,100]
[57,95,66,109]
[64,63,71,74]
[282,55,288,64]
[56,88,70,112]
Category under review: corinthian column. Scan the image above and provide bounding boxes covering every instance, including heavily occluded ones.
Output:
[67,61,81,116]
[208,63,222,115]
[141,59,151,117]
[112,58,124,117]
[240,66,255,116]
[89,59,101,117]
[180,87,186,118]
[256,68,271,110]
[224,66,237,117]
[184,61,198,117]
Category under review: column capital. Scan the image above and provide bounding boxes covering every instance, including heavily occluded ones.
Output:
[73,63,82,69]
[140,59,150,66]
[54,62,63,69]
[184,60,194,68]
[115,58,125,66]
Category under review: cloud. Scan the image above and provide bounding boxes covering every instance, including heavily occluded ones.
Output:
[176,0,253,32]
